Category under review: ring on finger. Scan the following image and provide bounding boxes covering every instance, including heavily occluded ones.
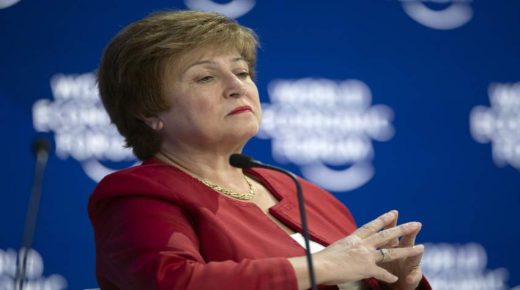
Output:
[379,248,390,263]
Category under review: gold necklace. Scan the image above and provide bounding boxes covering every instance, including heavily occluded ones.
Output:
[197,174,255,201]
[159,152,256,201]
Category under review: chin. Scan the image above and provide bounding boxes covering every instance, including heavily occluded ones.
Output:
[232,126,258,142]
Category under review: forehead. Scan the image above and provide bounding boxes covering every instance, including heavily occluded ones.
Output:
[168,45,245,74]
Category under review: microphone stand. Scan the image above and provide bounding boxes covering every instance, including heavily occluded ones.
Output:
[15,139,49,290]
[229,154,317,290]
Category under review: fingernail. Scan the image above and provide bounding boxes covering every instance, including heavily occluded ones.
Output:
[414,244,425,251]
[407,222,421,228]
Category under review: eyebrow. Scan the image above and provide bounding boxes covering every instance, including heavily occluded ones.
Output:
[182,57,246,74]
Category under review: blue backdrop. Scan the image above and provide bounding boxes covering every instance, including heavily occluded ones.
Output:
[1,1,519,289]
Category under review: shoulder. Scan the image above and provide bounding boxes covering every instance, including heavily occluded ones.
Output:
[92,158,181,197]
[88,158,197,216]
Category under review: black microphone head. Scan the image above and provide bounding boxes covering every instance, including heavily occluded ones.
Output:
[229,154,254,169]
[32,138,50,155]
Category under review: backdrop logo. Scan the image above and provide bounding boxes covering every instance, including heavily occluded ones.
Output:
[0,248,67,290]
[184,0,255,19]
[400,0,473,30]
[470,82,520,170]
[258,79,394,192]
[0,0,20,9]
[422,243,517,289]
[32,72,136,182]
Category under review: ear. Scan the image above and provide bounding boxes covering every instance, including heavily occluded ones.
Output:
[141,115,164,131]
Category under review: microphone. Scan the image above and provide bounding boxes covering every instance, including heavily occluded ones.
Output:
[32,138,50,159]
[15,138,50,290]
[229,154,317,290]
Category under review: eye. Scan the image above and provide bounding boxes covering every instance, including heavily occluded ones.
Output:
[236,71,250,79]
[196,75,214,83]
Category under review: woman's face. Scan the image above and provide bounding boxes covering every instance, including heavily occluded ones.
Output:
[157,47,261,152]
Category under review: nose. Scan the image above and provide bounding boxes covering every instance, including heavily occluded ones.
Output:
[223,72,246,98]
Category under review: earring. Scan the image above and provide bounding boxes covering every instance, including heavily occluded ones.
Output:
[142,116,164,131]
[154,119,164,130]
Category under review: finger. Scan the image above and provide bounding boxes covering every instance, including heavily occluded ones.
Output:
[366,222,421,248]
[384,210,398,229]
[400,222,422,247]
[370,267,398,284]
[405,259,423,285]
[353,210,397,239]
[375,244,424,263]
[406,265,423,284]
[382,210,399,248]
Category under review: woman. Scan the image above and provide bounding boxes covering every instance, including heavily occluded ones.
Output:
[89,10,431,290]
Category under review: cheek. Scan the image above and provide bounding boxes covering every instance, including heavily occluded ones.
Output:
[197,97,216,111]
[174,93,213,118]
[256,104,262,121]
[249,85,262,118]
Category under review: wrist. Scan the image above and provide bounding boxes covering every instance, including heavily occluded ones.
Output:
[312,251,336,285]
[288,254,330,290]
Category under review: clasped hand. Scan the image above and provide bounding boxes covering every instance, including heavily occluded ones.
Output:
[314,210,424,289]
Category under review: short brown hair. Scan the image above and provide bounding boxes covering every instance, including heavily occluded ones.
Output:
[97,10,258,160]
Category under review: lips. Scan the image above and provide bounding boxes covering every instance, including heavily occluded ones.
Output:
[228,105,253,116]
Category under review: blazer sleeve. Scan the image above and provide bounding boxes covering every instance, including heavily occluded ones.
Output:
[90,194,298,290]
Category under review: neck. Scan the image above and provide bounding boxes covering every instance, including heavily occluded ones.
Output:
[156,145,245,187]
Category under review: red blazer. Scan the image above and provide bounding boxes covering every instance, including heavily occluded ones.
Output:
[88,158,431,290]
